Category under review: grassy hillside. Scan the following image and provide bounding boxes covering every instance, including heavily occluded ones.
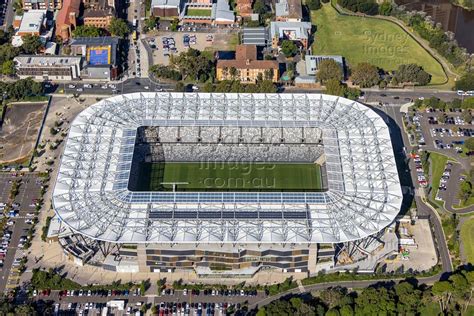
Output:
[311,4,447,85]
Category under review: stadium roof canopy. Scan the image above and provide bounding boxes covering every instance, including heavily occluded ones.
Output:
[52,93,403,244]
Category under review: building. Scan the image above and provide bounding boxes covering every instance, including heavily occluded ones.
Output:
[236,0,252,17]
[15,10,46,36]
[270,21,312,49]
[22,0,62,10]
[275,0,302,22]
[52,92,402,277]
[14,55,82,80]
[70,36,119,80]
[306,55,344,77]
[55,0,81,40]
[84,8,115,29]
[181,0,234,25]
[216,44,279,83]
[84,0,116,10]
[12,10,54,47]
[151,0,182,17]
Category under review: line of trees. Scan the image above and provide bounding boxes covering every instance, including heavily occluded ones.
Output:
[71,18,130,39]
[257,268,474,316]
[0,78,44,101]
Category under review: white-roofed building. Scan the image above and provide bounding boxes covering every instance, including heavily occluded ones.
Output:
[270,21,312,49]
[52,92,402,276]
[14,55,82,80]
[16,10,46,36]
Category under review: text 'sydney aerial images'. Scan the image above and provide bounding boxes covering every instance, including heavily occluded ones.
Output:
[0,0,473,313]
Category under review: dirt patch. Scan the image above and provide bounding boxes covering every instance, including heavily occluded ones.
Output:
[0,102,47,164]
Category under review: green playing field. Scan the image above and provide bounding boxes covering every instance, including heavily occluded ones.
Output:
[135,162,323,191]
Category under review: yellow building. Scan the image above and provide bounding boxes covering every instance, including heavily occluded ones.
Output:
[216,45,279,83]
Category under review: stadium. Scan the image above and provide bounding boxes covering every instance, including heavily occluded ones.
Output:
[52,93,402,276]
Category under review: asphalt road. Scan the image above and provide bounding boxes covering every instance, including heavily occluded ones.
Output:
[375,104,454,273]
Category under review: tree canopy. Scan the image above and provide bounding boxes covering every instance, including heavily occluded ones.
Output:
[351,62,380,88]
[280,40,298,57]
[108,18,130,37]
[317,59,343,83]
[455,72,474,91]
[21,34,43,54]
[394,63,431,86]
[72,25,103,38]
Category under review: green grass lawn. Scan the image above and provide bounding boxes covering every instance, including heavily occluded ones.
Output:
[137,162,322,191]
[428,152,448,201]
[311,4,447,85]
[460,217,474,264]
[186,8,212,16]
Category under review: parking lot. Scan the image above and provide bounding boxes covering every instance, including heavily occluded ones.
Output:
[0,172,43,293]
[147,32,237,66]
[0,0,7,27]
[403,106,473,209]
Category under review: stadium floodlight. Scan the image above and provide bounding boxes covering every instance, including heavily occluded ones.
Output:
[52,93,403,244]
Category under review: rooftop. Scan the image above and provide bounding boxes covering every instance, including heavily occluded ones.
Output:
[52,93,402,244]
[151,0,181,8]
[14,55,82,66]
[270,21,312,40]
[17,10,46,34]
[275,0,303,20]
[217,44,279,70]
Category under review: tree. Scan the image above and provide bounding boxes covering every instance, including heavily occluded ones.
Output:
[21,34,43,54]
[175,82,185,92]
[144,16,160,31]
[394,64,431,86]
[317,59,343,84]
[351,62,379,88]
[280,40,298,57]
[432,280,454,313]
[72,25,102,38]
[307,0,321,10]
[1,60,15,76]
[229,67,239,79]
[464,137,474,152]
[378,1,392,15]
[253,0,266,14]
[455,72,474,91]
[325,79,345,96]
[108,18,130,37]
[462,110,472,123]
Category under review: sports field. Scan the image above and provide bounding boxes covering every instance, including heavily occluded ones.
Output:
[311,5,447,85]
[137,162,323,191]
[460,217,474,264]
[186,8,212,16]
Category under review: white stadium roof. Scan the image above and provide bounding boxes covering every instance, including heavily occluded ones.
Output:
[52,93,403,244]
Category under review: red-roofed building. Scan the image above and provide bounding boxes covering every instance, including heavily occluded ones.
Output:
[55,0,81,40]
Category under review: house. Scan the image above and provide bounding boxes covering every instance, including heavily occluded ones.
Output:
[70,36,120,80]
[55,0,81,40]
[236,0,252,17]
[275,0,302,22]
[22,0,62,10]
[14,55,83,80]
[270,21,312,49]
[216,44,279,83]
[151,0,182,17]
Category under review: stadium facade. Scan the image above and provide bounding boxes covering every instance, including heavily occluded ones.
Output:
[52,93,403,276]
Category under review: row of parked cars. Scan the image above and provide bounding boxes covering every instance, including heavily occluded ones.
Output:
[53,288,142,297]
[438,162,453,192]
[161,288,258,297]
[412,153,428,187]
[157,302,240,316]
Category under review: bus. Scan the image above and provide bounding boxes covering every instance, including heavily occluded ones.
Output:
[132,31,138,41]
